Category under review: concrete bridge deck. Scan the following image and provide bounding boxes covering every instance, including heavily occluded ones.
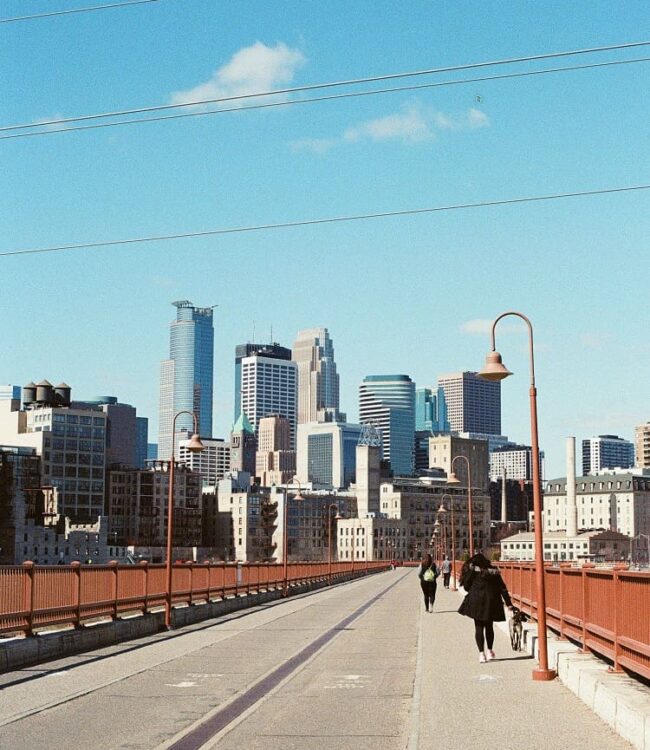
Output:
[0,568,640,750]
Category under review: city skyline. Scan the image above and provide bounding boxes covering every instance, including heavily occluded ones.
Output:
[1,2,648,479]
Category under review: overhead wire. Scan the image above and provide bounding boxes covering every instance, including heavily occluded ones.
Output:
[2,55,648,141]
[0,0,160,24]
[1,40,649,136]
[2,184,648,258]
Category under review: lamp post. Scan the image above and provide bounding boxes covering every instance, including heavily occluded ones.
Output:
[165,411,204,630]
[432,520,440,563]
[283,478,304,597]
[440,494,457,590]
[478,310,556,681]
[447,454,474,558]
[326,503,341,583]
[631,533,650,567]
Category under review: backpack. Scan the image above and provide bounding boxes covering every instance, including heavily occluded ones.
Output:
[423,566,436,582]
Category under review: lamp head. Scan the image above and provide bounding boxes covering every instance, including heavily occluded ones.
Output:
[437,502,447,513]
[447,472,460,485]
[478,350,513,381]
[186,433,205,453]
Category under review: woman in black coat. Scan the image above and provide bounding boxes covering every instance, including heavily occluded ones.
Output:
[417,553,438,613]
[458,553,512,662]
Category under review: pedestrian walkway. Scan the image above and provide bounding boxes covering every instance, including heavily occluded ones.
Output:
[0,568,639,749]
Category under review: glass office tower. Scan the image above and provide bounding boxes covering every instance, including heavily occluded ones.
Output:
[359,375,415,476]
[415,386,449,433]
[159,301,214,458]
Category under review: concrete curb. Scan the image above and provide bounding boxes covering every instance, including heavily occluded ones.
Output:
[496,619,650,749]
[0,570,378,674]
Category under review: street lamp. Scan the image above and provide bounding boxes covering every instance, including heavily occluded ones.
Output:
[432,520,440,561]
[326,503,341,583]
[478,310,556,681]
[631,533,650,567]
[436,502,448,560]
[440,494,457,590]
[447,454,474,558]
[165,411,204,629]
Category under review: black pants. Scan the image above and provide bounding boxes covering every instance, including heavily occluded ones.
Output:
[443,572,451,588]
[420,580,437,611]
[474,619,495,651]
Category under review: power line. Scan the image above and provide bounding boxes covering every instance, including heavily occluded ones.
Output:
[2,40,649,134]
[0,0,160,24]
[3,55,648,142]
[2,184,648,258]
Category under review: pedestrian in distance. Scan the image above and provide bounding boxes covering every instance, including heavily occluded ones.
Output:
[440,555,452,588]
[417,553,439,613]
[458,553,513,663]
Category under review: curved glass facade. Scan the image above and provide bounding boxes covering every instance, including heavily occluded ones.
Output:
[359,375,415,476]
[159,301,214,457]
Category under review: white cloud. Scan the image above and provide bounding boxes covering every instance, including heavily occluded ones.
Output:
[294,103,490,154]
[580,332,611,350]
[459,319,493,335]
[170,42,306,108]
[459,318,525,335]
[344,105,434,143]
[290,137,337,154]
[467,107,490,128]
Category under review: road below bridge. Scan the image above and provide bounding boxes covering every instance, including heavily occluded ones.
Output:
[0,568,635,749]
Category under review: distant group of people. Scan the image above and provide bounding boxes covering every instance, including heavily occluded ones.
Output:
[417,552,513,663]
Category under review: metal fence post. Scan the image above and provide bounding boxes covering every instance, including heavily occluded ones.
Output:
[22,561,35,637]
[609,568,623,673]
[581,563,590,653]
[71,561,82,628]
[140,560,149,613]
[109,561,119,620]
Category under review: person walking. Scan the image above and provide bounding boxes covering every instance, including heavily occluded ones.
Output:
[441,556,452,588]
[458,553,513,663]
[417,553,438,613]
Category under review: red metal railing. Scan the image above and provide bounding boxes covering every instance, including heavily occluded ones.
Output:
[497,562,650,682]
[0,560,390,637]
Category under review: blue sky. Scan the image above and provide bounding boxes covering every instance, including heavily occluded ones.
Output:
[1,0,648,477]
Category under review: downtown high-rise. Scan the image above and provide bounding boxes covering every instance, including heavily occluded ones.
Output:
[234,342,297,447]
[158,301,215,458]
[581,434,634,474]
[359,375,415,476]
[437,371,501,435]
[292,328,344,424]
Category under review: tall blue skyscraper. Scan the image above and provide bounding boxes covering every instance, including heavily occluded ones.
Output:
[359,375,415,476]
[159,300,215,458]
[415,387,450,433]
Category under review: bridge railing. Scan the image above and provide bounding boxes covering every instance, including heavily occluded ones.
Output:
[0,560,390,638]
[497,562,650,682]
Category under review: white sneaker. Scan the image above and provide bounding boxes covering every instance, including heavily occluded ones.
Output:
[486,650,496,661]
[478,653,487,663]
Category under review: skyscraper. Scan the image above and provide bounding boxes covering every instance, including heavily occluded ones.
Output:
[437,371,501,435]
[582,435,634,474]
[359,375,415,476]
[415,386,449,433]
[158,301,215,458]
[292,328,344,424]
[235,344,297,447]
[234,342,291,423]
[635,422,650,468]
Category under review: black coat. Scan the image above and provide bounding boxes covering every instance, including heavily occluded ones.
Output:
[458,566,511,622]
